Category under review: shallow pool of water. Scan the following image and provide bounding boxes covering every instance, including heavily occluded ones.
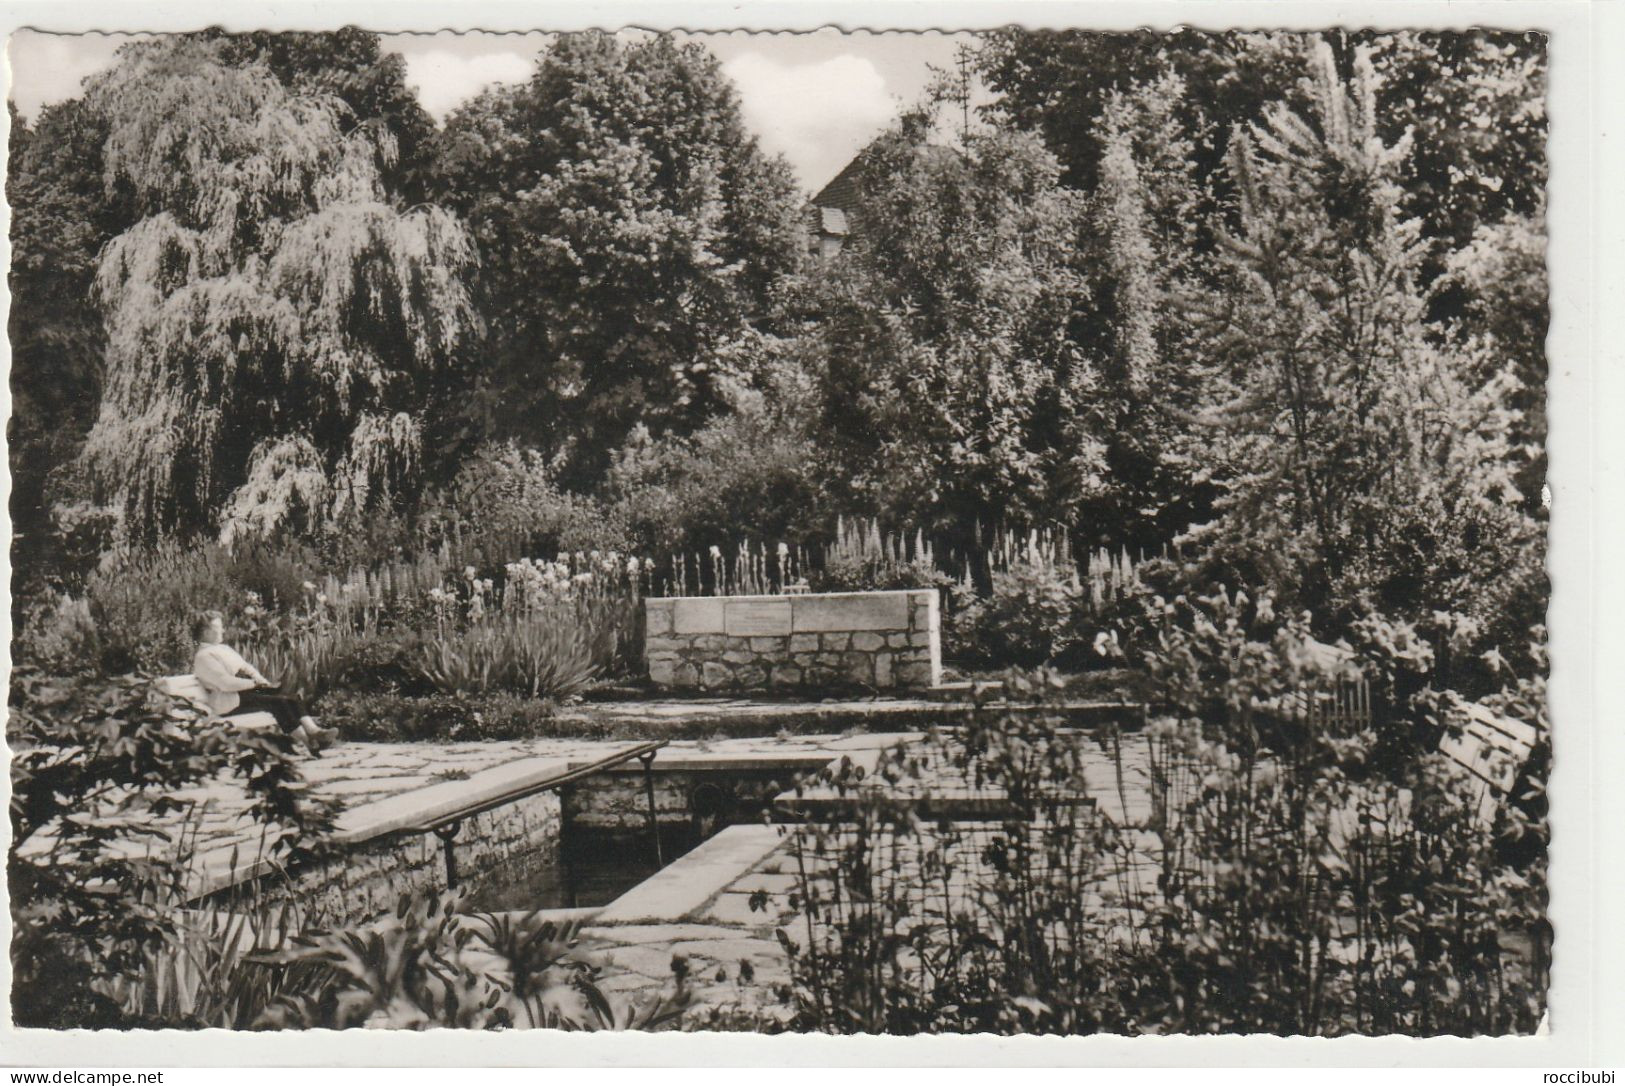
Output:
[463,823,707,912]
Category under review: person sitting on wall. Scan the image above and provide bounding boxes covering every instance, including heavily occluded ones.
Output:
[191,609,337,757]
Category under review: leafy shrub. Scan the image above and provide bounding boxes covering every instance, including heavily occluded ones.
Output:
[8,667,332,1027]
[946,532,1144,669]
[84,542,242,672]
[950,559,1085,668]
[137,889,688,1030]
[605,354,830,559]
[808,517,950,594]
[332,631,435,696]
[415,615,597,700]
[423,442,632,568]
[776,606,1547,1035]
[313,690,570,742]
[12,593,103,674]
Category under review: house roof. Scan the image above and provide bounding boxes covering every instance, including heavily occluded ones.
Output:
[811,154,868,215]
[807,139,959,247]
[810,205,849,236]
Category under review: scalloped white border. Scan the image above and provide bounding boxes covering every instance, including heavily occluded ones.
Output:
[1,0,1618,1070]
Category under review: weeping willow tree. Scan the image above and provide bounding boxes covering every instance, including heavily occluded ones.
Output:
[77,37,480,544]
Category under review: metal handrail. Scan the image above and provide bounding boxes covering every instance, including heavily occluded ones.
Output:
[393,738,669,889]
[393,739,668,836]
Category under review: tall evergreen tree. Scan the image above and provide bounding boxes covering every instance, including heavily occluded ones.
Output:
[1192,42,1539,649]
[75,37,480,543]
[1072,78,1214,551]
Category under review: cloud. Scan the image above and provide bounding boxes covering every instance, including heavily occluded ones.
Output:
[7,32,143,122]
[722,52,899,192]
[399,47,535,121]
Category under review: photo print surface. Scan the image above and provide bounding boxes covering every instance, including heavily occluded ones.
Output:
[6,23,1551,1038]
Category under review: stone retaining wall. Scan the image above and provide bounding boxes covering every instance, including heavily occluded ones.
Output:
[564,766,814,831]
[644,590,941,691]
[210,791,563,926]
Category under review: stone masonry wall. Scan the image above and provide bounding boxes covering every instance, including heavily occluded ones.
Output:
[644,590,941,691]
[564,766,810,830]
[219,791,564,927]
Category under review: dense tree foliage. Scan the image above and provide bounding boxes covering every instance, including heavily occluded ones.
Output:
[428,32,803,484]
[783,118,1094,540]
[206,27,439,203]
[76,37,480,543]
[1069,78,1214,551]
[1190,43,1541,668]
[977,28,1304,200]
[977,29,1546,257]
[7,27,1546,685]
[7,99,131,586]
[9,28,460,578]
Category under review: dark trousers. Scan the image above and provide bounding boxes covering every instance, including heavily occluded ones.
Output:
[227,690,307,734]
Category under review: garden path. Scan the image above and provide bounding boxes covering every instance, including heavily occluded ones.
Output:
[67,727,935,898]
[144,693,1141,896]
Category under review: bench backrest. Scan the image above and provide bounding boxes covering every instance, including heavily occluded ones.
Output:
[155,674,212,713]
[1437,701,1541,824]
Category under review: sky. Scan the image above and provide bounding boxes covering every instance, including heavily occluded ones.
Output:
[5,28,981,193]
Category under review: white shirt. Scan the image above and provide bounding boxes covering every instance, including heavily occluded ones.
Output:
[191,642,269,715]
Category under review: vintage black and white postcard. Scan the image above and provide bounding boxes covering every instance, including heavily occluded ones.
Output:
[2,0,1619,1070]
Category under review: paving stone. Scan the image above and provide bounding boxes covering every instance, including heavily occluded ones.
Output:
[700,891,789,927]
[595,825,786,924]
[664,937,787,964]
[319,775,434,796]
[596,943,696,981]
[727,871,799,895]
[595,971,668,994]
[587,923,746,945]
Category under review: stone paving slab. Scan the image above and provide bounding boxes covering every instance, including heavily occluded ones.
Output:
[561,695,1141,736]
[24,728,931,900]
[594,824,787,924]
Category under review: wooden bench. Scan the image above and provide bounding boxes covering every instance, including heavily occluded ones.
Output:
[154,674,280,733]
[1437,701,1542,824]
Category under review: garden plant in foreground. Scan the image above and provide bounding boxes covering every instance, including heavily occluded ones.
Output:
[776,591,1547,1036]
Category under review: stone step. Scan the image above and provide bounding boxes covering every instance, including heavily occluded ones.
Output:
[925,679,1005,701]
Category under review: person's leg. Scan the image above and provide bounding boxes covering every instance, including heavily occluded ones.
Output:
[268,694,338,752]
[226,693,337,755]
[229,690,302,734]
